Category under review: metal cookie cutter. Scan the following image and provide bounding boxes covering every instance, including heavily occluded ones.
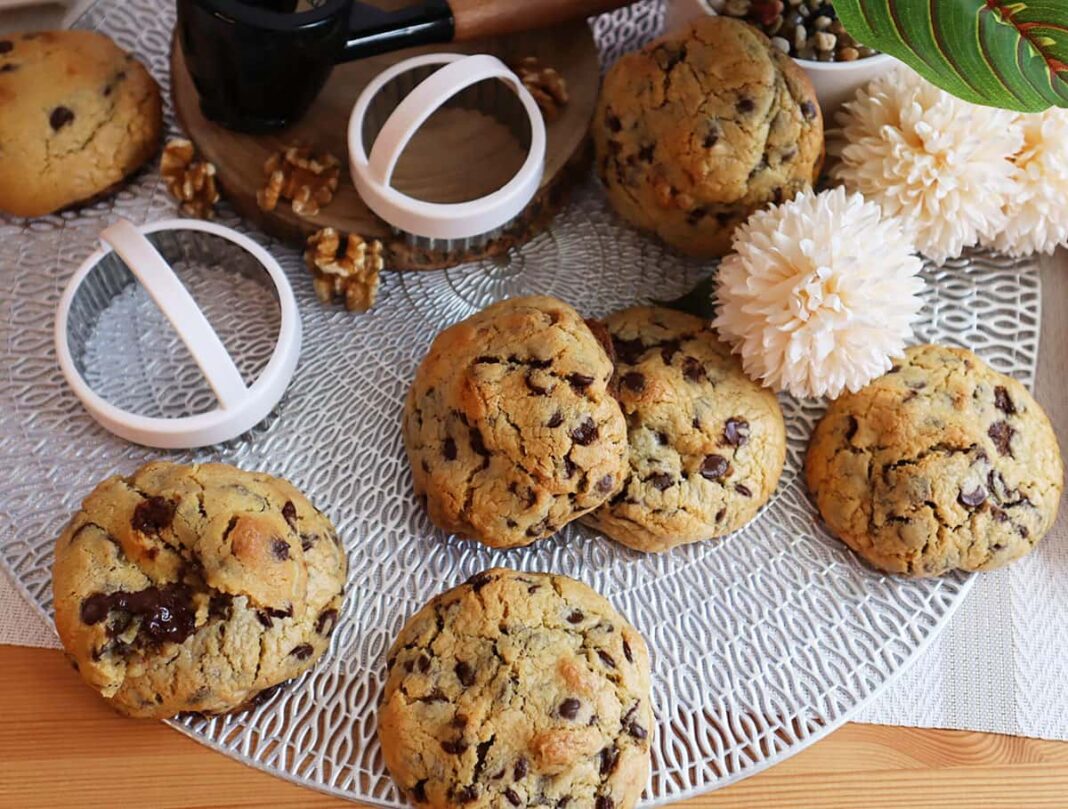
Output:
[54,218,301,449]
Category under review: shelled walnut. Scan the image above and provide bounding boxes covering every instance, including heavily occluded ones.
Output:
[304,227,385,312]
[512,56,569,122]
[256,145,340,217]
[160,138,219,219]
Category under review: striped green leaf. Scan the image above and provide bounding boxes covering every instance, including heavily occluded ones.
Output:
[835,0,1068,111]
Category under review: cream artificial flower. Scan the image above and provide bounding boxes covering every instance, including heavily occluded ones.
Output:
[713,187,925,399]
[833,67,1023,265]
[985,108,1068,257]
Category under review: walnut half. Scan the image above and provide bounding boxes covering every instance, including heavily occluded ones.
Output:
[512,57,569,122]
[304,227,384,312]
[161,138,220,219]
[256,145,341,218]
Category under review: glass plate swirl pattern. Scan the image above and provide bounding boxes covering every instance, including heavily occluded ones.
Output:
[0,0,1043,804]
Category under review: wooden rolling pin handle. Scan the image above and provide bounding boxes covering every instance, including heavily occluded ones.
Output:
[449,0,632,40]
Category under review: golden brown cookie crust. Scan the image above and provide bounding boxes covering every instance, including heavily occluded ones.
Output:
[581,306,786,552]
[805,345,1064,577]
[403,296,628,549]
[592,16,823,257]
[52,461,347,718]
[0,31,162,217]
[378,568,653,809]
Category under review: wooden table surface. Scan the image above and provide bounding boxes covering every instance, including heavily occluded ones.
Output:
[3,645,1067,808]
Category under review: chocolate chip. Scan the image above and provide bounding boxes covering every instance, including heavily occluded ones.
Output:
[49,105,75,131]
[267,605,293,620]
[628,722,647,740]
[256,610,273,628]
[988,421,1015,456]
[959,487,987,508]
[735,483,752,497]
[417,654,431,673]
[623,638,633,663]
[567,610,584,624]
[467,572,495,592]
[992,507,1009,523]
[411,781,428,803]
[657,431,669,445]
[454,785,479,803]
[0,64,16,73]
[994,385,1016,414]
[716,507,727,522]
[723,418,749,447]
[209,593,233,620]
[570,418,598,446]
[514,756,528,780]
[701,454,729,481]
[597,650,616,668]
[300,533,317,552]
[703,128,719,148]
[441,739,468,755]
[455,660,475,686]
[596,475,615,493]
[418,688,447,703]
[563,453,577,478]
[559,698,581,719]
[600,746,619,775]
[567,373,595,392]
[470,427,489,457]
[505,788,521,806]
[526,373,550,396]
[453,714,469,728]
[102,69,126,96]
[621,371,645,392]
[281,501,297,530]
[290,643,314,660]
[638,143,654,162]
[596,796,614,809]
[845,415,859,441]
[736,97,755,113]
[526,518,553,537]
[315,608,338,635]
[547,411,564,428]
[606,112,622,132]
[443,436,457,460]
[132,496,176,534]
[271,538,291,560]
[646,472,673,491]
[682,357,706,382]
[613,337,646,365]
[558,799,572,808]
[0,41,12,54]
[474,355,499,364]
[660,340,681,364]
[801,100,817,120]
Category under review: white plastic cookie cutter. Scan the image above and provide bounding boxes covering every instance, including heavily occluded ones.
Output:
[54,218,301,449]
[348,52,547,244]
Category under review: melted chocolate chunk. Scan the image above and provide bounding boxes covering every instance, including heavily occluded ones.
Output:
[646,472,673,491]
[467,572,495,592]
[559,698,581,719]
[454,785,479,803]
[208,592,233,620]
[271,538,291,560]
[597,650,616,668]
[411,780,428,803]
[455,660,475,687]
[988,421,1015,457]
[613,337,647,365]
[596,796,614,809]
[504,788,521,806]
[623,638,633,663]
[801,100,817,120]
[49,105,75,131]
[571,418,599,446]
[290,643,314,660]
[547,411,564,428]
[736,96,755,113]
[959,487,987,508]
[568,609,584,624]
[132,496,176,535]
[469,427,490,457]
[994,385,1016,414]
[441,739,468,755]
[700,454,730,481]
[315,608,339,635]
[621,371,645,393]
[281,500,298,531]
[734,483,752,497]
[514,756,529,780]
[256,610,273,628]
[723,418,749,447]
[567,373,595,392]
[80,583,196,646]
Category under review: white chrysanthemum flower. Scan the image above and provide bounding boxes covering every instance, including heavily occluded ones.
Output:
[984,108,1068,257]
[833,67,1023,265]
[713,187,925,399]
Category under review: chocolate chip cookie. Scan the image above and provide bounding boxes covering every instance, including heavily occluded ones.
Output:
[0,31,162,216]
[593,16,823,257]
[379,568,653,809]
[806,345,1064,577]
[52,461,347,718]
[581,306,786,552]
[403,296,628,549]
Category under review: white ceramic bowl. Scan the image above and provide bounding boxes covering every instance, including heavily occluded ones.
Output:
[662,0,898,120]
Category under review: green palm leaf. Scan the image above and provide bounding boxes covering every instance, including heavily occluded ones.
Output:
[835,0,1068,111]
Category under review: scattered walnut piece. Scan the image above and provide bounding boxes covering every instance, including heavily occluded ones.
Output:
[161,138,220,219]
[256,145,340,217]
[304,227,384,312]
[512,56,569,122]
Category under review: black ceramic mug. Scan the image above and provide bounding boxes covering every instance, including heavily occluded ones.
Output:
[177,0,631,133]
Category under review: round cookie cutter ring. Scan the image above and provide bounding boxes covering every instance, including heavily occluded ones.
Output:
[54,218,302,449]
[347,52,547,242]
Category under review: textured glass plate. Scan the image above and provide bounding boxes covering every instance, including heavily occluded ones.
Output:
[0,0,1043,804]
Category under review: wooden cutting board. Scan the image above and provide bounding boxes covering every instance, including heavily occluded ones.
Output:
[170,21,600,270]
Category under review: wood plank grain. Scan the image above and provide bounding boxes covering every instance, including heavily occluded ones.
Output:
[3,646,1068,808]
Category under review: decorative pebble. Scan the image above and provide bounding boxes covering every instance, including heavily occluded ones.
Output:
[716,0,879,62]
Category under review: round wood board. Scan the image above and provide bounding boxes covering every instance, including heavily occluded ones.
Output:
[171,22,600,270]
